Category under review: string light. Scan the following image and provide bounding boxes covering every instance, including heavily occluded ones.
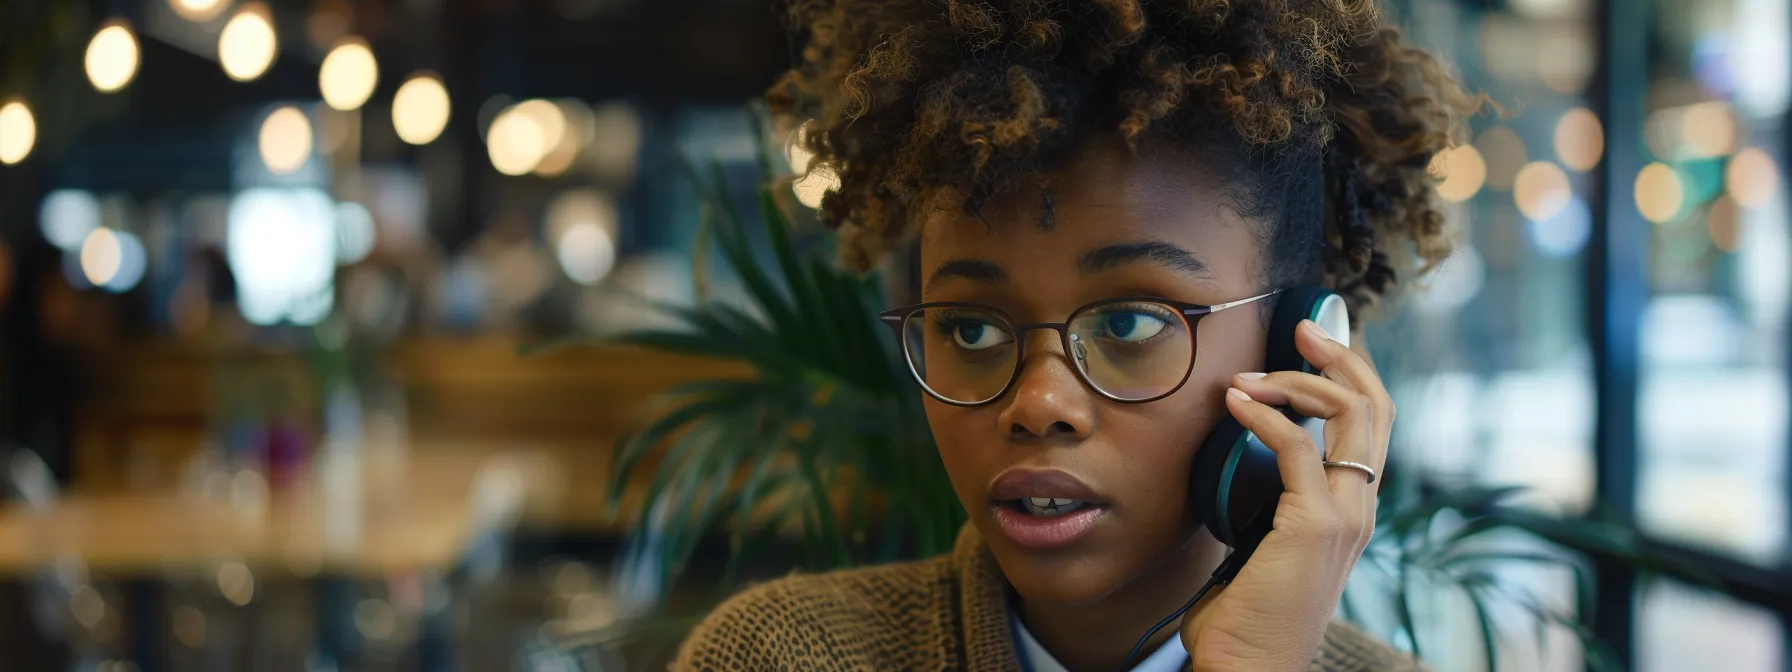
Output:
[319,38,378,111]
[1554,108,1604,172]
[170,0,228,22]
[392,73,450,145]
[0,100,35,165]
[1635,162,1686,224]
[487,104,546,176]
[1707,196,1742,252]
[81,229,123,287]
[1513,161,1572,221]
[1726,147,1779,207]
[85,22,140,93]
[1680,102,1737,159]
[1430,145,1487,203]
[259,106,313,175]
[220,6,277,82]
[1475,125,1528,191]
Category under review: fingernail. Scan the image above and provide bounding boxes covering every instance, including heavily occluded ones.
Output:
[1236,372,1267,380]
[1227,387,1252,402]
[1303,319,1332,341]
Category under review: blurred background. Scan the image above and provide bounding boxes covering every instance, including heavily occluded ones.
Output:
[0,0,1786,670]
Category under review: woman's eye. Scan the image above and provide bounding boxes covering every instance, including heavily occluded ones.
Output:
[1099,312,1168,343]
[950,320,1011,350]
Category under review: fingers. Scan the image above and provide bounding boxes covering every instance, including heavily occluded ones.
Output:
[1295,320,1395,433]
[1225,387,1329,497]
[1229,371,1369,443]
[1232,376,1379,506]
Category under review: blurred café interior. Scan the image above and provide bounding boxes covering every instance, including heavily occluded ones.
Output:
[0,0,1788,670]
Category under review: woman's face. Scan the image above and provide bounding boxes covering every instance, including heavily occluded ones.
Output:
[918,140,1270,607]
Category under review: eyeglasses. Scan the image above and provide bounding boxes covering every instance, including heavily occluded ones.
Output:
[879,290,1281,406]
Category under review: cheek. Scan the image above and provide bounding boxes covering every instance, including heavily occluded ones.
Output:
[923,401,993,504]
[1102,392,1212,506]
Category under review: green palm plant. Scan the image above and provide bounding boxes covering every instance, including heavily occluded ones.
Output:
[597,131,964,604]
[563,120,1716,671]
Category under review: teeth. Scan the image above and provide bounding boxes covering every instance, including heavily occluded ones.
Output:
[1022,497,1085,517]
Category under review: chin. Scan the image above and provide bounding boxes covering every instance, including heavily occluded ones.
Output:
[974,516,1136,607]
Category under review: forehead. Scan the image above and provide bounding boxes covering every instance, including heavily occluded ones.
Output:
[917,141,1262,288]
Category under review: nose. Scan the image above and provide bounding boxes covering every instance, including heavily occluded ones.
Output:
[997,331,1096,441]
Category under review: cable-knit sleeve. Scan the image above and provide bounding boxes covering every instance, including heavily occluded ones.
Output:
[1309,619,1432,672]
[670,580,790,672]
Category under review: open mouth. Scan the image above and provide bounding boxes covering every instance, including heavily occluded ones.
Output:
[1000,497,1102,518]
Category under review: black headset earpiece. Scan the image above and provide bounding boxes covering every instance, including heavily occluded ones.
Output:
[1188,284,1350,551]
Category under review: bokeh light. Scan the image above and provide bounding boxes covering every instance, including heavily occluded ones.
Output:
[557,221,617,286]
[78,227,145,293]
[1554,108,1605,172]
[487,104,547,176]
[786,124,816,174]
[534,100,587,177]
[1529,196,1593,259]
[0,100,36,165]
[1413,244,1487,312]
[106,230,146,293]
[1636,162,1687,224]
[793,164,840,209]
[259,106,313,175]
[545,189,618,248]
[1476,125,1529,191]
[1538,27,1596,94]
[228,189,338,326]
[354,599,398,641]
[1681,101,1738,159]
[80,229,123,287]
[217,562,255,606]
[1514,161,1573,221]
[392,73,451,145]
[39,190,101,251]
[1726,147,1779,207]
[505,100,568,176]
[335,201,376,264]
[587,101,643,182]
[1431,144,1487,203]
[85,22,140,93]
[170,0,228,22]
[319,38,379,112]
[219,6,277,82]
[172,605,206,649]
[1708,196,1742,252]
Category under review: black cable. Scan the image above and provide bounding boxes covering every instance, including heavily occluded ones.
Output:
[1113,548,1254,672]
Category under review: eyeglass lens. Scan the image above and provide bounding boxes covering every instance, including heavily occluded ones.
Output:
[899,301,1195,404]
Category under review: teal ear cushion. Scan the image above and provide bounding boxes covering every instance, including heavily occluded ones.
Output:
[1188,284,1345,548]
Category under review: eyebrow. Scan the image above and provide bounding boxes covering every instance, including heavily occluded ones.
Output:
[924,241,1213,292]
[925,258,1009,292]
[1079,241,1214,278]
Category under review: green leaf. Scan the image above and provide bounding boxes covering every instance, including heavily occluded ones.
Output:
[758,187,841,368]
[672,153,803,342]
[1464,584,1501,672]
[1395,552,1422,662]
[796,445,850,568]
[607,384,760,510]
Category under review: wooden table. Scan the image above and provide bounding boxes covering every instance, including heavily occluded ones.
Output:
[0,448,555,577]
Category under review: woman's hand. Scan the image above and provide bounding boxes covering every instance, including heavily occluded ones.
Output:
[1179,319,1395,672]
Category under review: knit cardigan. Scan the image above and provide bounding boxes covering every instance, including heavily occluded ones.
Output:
[672,523,1425,671]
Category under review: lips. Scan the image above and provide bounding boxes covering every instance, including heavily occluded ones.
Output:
[986,468,1110,550]
[988,468,1107,503]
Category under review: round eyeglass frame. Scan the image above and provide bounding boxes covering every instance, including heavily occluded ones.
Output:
[878,290,1281,407]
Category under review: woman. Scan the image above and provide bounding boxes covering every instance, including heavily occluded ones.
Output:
[676,1,1476,670]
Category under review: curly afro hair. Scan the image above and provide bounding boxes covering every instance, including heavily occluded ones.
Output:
[767,0,1484,322]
